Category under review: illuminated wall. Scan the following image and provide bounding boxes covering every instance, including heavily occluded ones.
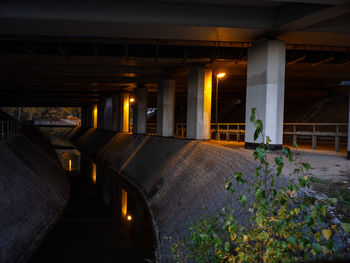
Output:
[122,93,130,132]
[121,188,127,218]
[92,163,96,184]
[93,105,98,128]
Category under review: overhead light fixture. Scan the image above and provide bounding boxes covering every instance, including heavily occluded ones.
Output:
[217,72,226,78]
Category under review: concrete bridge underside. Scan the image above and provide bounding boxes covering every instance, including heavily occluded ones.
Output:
[1,1,350,262]
[1,1,349,148]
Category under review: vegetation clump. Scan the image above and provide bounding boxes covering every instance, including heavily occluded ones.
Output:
[171,108,345,263]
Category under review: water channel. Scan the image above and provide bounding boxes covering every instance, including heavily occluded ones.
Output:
[29,127,155,262]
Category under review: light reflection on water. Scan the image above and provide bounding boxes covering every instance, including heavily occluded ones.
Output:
[31,127,156,261]
[56,149,81,172]
[30,150,155,262]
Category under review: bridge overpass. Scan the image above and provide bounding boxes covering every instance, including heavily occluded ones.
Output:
[1,0,350,262]
[1,0,350,156]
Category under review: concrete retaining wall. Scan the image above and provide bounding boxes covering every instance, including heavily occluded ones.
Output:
[0,128,69,262]
[72,128,267,262]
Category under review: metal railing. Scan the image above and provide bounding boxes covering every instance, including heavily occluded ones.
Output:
[283,123,348,152]
[0,120,21,143]
[145,122,348,152]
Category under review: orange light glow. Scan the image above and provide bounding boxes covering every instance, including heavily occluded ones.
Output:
[92,163,96,184]
[122,94,130,132]
[130,98,135,103]
[121,189,127,218]
[217,72,226,78]
[93,105,98,128]
[68,160,72,171]
[127,215,132,221]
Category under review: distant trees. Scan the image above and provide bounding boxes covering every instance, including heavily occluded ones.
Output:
[0,107,81,121]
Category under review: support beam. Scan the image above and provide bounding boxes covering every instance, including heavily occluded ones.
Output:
[133,86,147,134]
[186,68,212,140]
[97,101,105,129]
[92,105,98,128]
[81,107,90,128]
[103,97,113,130]
[111,95,119,132]
[276,5,350,32]
[286,56,306,66]
[311,57,334,67]
[157,79,175,137]
[245,39,286,150]
[120,93,130,133]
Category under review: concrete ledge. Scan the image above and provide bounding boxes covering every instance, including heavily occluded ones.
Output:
[244,142,282,151]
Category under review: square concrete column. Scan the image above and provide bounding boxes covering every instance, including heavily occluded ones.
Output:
[86,106,93,128]
[245,39,286,150]
[120,93,130,132]
[103,97,113,130]
[92,105,98,128]
[97,101,105,129]
[111,95,119,132]
[81,107,90,127]
[157,79,175,137]
[348,92,350,160]
[111,93,130,132]
[187,68,212,140]
[133,86,147,134]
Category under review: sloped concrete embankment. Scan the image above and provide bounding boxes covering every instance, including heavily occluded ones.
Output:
[0,126,69,263]
[73,128,263,262]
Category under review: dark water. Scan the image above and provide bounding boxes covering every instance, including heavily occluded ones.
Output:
[29,150,155,263]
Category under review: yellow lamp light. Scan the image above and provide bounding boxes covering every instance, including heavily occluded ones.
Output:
[217,72,226,78]
[127,215,132,221]
[130,98,135,103]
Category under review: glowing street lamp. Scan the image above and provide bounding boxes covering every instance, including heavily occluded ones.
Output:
[215,73,226,140]
[127,214,132,221]
[217,73,226,78]
[130,98,135,103]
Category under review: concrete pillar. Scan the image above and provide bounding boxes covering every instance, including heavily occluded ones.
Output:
[81,107,90,127]
[133,86,147,134]
[97,101,105,129]
[104,97,113,130]
[86,106,93,128]
[157,79,175,137]
[348,92,350,160]
[120,93,130,132]
[245,39,286,150]
[112,95,119,132]
[186,68,212,140]
[92,105,98,128]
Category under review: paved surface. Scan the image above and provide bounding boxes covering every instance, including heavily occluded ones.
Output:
[0,133,69,263]
[74,130,350,262]
[207,140,350,183]
[73,129,273,262]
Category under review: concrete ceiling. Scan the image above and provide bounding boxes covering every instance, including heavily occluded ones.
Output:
[1,0,349,44]
[0,0,349,106]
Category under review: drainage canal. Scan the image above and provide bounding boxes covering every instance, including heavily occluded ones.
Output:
[29,144,155,262]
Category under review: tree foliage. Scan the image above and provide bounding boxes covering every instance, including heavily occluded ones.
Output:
[171,108,340,263]
[0,107,80,121]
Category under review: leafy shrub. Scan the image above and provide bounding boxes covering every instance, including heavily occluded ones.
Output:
[171,108,339,263]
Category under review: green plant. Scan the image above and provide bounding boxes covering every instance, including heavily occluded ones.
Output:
[171,108,339,263]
